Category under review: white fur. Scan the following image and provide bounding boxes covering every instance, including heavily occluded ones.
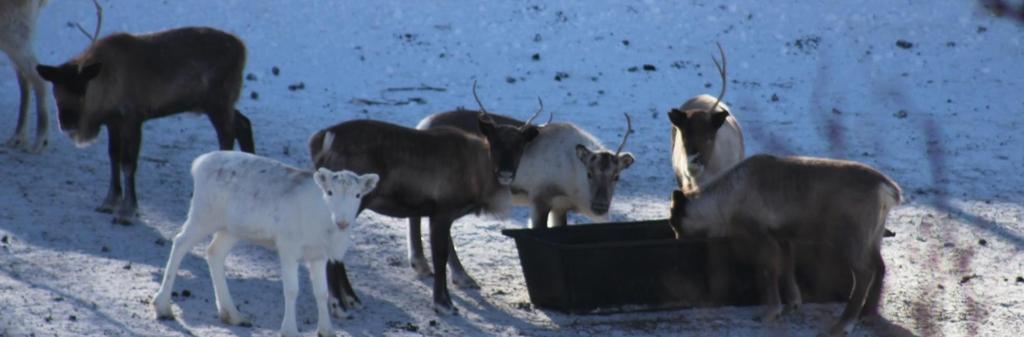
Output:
[1,0,51,152]
[511,123,612,225]
[672,94,745,190]
[151,151,378,337]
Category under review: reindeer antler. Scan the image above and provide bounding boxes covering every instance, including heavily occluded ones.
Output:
[707,42,727,114]
[74,0,103,43]
[472,80,490,115]
[615,113,633,156]
[522,97,543,126]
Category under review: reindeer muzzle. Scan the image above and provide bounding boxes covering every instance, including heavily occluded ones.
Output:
[591,202,610,215]
[336,221,350,231]
[497,171,515,186]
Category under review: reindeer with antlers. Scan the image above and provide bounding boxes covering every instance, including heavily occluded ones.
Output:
[668,43,745,193]
[412,84,636,287]
[1,0,52,152]
[308,82,542,314]
[35,12,254,223]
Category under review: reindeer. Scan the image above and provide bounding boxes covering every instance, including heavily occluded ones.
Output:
[36,26,254,224]
[152,151,378,337]
[308,108,536,314]
[668,43,744,193]
[669,154,901,336]
[1,0,51,152]
[411,105,635,287]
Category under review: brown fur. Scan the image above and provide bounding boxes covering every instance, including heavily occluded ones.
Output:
[670,154,900,335]
[309,119,521,314]
[36,27,253,224]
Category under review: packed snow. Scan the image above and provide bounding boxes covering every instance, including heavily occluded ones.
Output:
[2,0,1022,336]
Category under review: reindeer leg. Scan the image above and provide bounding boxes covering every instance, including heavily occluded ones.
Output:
[6,67,31,149]
[780,239,803,313]
[429,216,457,314]
[752,234,783,323]
[152,215,217,319]
[113,121,142,225]
[827,265,875,336]
[96,124,122,214]
[529,202,551,230]
[207,107,236,151]
[448,240,479,289]
[232,109,254,153]
[326,261,359,318]
[859,250,885,318]
[27,58,49,152]
[408,217,432,277]
[548,209,568,227]
[207,232,249,326]
[307,258,334,337]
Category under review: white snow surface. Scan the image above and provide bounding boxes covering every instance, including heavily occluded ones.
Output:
[2,1,1023,336]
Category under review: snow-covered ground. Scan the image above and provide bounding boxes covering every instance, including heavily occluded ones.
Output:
[2,1,1023,336]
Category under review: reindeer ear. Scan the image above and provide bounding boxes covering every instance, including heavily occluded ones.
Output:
[522,126,539,142]
[667,109,688,129]
[617,152,635,169]
[711,110,729,130]
[575,144,592,162]
[313,167,332,189]
[359,173,380,193]
[36,65,64,82]
[80,62,103,81]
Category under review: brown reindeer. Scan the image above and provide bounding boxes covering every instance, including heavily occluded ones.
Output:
[669,154,900,336]
[36,26,254,224]
[309,110,536,314]
[1,0,51,152]
[668,43,744,193]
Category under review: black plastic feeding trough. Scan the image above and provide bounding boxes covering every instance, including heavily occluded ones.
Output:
[502,220,854,314]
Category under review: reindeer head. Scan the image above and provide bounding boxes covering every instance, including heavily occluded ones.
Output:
[668,104,730,177]
[312,168,379,231]
[575,113,635,215]
[36,62,105,146]
[668,42,729,180]
[472,81,541,186]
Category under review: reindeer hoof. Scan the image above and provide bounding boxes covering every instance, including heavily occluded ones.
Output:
[5,135,26,149]
[433,302,458,316]
[153,303,174,320]
[754,306,782,323]
[112,215,135,226]
[219,309,251,326]
[28,138,48,153]
[410,258,432,277]
[317,327,336,337]
[112,207,138,225]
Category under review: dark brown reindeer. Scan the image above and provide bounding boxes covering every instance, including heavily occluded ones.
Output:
[413,106,635,288]
[668,43,744,193]
[402,84,548,288]
[36,26,254,224]
[670,154,901,336]
[308,97,538,314]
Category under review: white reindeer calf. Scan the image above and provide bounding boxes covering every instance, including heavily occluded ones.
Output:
[152,151,378,337]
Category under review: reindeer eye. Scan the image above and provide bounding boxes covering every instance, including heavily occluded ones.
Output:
[327,191,333,196]
[614,175,620,181]
[356,193,361,198]
[587,173,593,179]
